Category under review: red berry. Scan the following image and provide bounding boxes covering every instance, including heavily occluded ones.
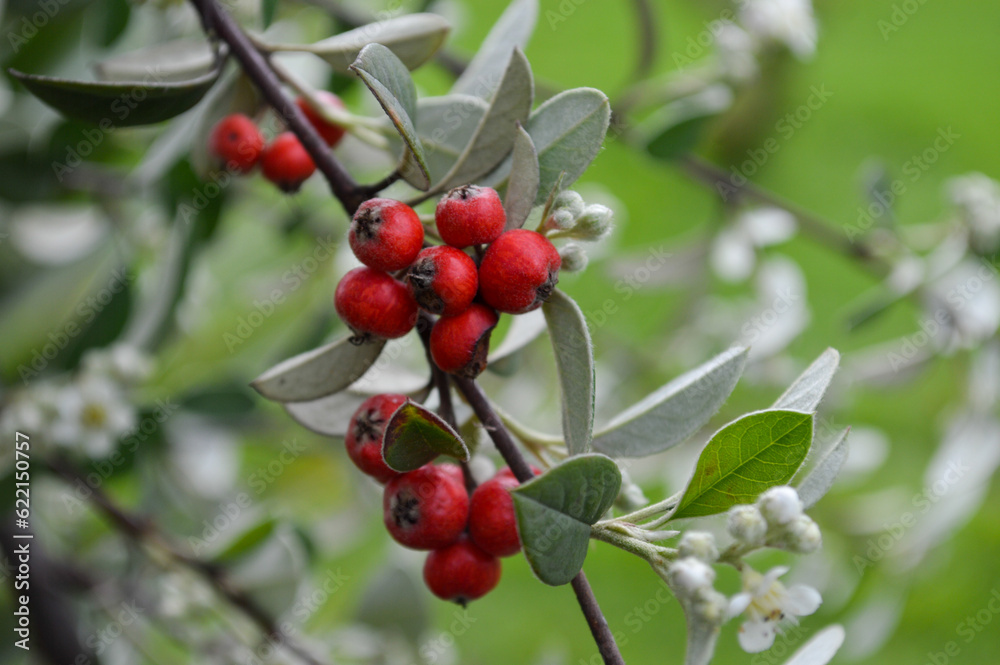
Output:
[423,535,501,604]
[406,246,478,316]
[261,132,316,192]
[429,304,499,378]
[296,91,347,147]
[469,474,522,557]
[384,465,469,550]
[335,267,418,342]
[209,114,264,173]
[345,394,408,483]
[435,185,506,248]
[478,229,561,314]
[349,199,424,272]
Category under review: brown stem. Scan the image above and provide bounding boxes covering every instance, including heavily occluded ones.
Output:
[449,376,626,665]
[46,457,329,665]
[188,0,365,215]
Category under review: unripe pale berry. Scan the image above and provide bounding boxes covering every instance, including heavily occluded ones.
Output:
[429,304,499,378]
[349,199,424,272]
[383,465,469,550]
[345,394,408,483]
[406,246,478,316]
[478,229,561,314]
[435,185,506,248]
[261,132,316,192]
[423,535,501,605]
[295,91,347,147]
[209,114,264,173]
[335,267,418,342]
[468,473,521,557]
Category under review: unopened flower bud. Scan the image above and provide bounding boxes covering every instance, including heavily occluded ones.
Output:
[727,504,767,546]
[678,531,719,563]
[667,557,715,596]
[558,243,589,272]
[692,587,729,625]
[552,190,586,218]
[573,204,613,240]
[545,209,576,231]
[757,486,803,526]
[773,515,822,554]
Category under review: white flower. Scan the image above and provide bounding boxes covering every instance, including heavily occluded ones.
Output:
[947,172,1000,253]
[716,23,759,82]
[50,375,136,458]
[739,0,818,59]
[666,557,716,596]
[757,486,803,526]
[710,207,797,283]
[729,566,822,652]
[82,344,153,385]
[678,531,719,563]
[727,504,768,545]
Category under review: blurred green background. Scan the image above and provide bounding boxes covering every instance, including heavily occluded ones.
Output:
[1,0,999,664]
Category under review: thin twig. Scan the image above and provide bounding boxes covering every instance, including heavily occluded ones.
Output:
[188,0,365,215]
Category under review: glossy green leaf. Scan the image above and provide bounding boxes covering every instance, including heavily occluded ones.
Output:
[382,401,469,471]
[672,410,813,520]
[593,347,748,458]
[542,289,595,456]
[512,454,621,585]
[250,336,386,403]
[273,14,451,73]
[9,65,221,127]
[94,39,218,82]
[452,0,538,98]
[434,48,533,192]
[504,123,540,229]
[351,43,430,190]
[797,428,850,509]
[773,348,840,412]
[213,517,277,564]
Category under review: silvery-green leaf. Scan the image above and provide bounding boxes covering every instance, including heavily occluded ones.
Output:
[284,392,366,438]
[271,14,451,73]
[542,289,594,456]
[407,94,489,183]
[451,0,538,98]
[434,48,533,192]
[94,39,217,82]
[251,336,386,403]
[593,347,748,458]
[783,625,845,665]
[672,410,813,520]
[489,308,547,362]
[773,348,840,412]
[511,454,620,586]
[483,88,610,204]
[504,123,540,229]
[797,428,850,509]
[351,44,430,190]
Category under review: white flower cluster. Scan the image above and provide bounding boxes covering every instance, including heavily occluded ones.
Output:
[947,172,1000,253]
[665,555,730,625]
[544,190,614,242]
[729,565,822,652]
[738,0,818,60]
[0,344,150,458]
[727,485,822,553]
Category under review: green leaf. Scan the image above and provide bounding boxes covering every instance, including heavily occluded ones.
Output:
[542,289,595,456]
[646,115,709,162]
[94,39,218,82]
[9,65,221,127]
[592,347,748,458]
[351,43,431,190]
[452,0,538,98]
[773,348,840,412]
[504,123,540,229]
[262,0,279,28]
[511,454,621,586]
[407,94,489,184]
[272,14,451,73]
[213,518,277,564]
[382,401,469,471]
[284,392,367,438]
[797,428,850,509]
[433,48,533,192]
[483,88,610,204]
[250,336,386,403]
[672,410,813,520]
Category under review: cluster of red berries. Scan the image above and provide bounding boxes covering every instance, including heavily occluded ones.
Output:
[208,92,347,192]
[335,185,562,378]
[345,393,529,604]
